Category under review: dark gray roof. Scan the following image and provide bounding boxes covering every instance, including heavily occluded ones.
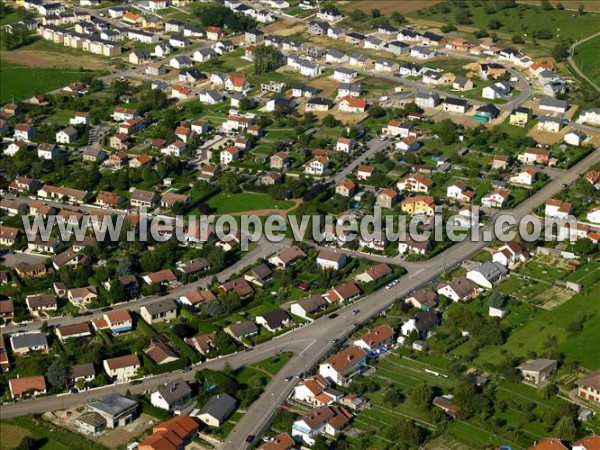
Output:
[11,332,48,349]
[335,67,357,75]
[228,320,258,337]
[257,309,290,329]
[469,261,507,282]
[143,298,177,316]
[296,295,327,313]
[89,393,138,417]
[156,378,192,404]
[539,98,568,109]
[199,393,236,422]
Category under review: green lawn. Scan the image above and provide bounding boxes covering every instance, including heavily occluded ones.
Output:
[206,192,295,215]
[0,60,104,103]
[475,287,600,370]
[251,352,293,375]
[572,35,600,87]
[564,261,600,288]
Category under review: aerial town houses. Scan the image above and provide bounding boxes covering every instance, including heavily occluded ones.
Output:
[1,0,600,448]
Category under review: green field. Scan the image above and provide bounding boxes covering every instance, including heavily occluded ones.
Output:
[475,286,600,370]
[409,2,600,46]
[0,60,103,103]
[206,192,295,214]
[573,35,600,87]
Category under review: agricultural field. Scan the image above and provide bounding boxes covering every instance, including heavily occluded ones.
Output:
[572,34,600,88]
[408,2,600,45]
[339,0,442,15]
[0,60,104,103]
[206,192,295,215]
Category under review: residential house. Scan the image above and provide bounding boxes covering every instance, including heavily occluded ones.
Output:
[316,249,347,270]
[305,156,330,175]
[443,97,470,114]
[219,278,254,299]
[492,240,528,267]
[255,309,291,332]
[319,346,367,385]
[25,294,57,316]
[268,246,306,269]
[415,92,440,109]
[357,165,374,181]
[510,168,537,186]
[466,262,508,289]
[11,332,49,355]
[544,198,572,219]
[509,107,532,127]
[577,371,600,403]
[290,296,328,320]
[405,288,438,311]
[539,98,568,114]
[9,376,47,399]
[103,354,140,381]
[564,130,586,146]
[537,116,562,133]
[68,286,98,307]
[305,97,333,112]
[324,282,360,304]
[376,189,398,209]
[437,277,478,302]
[87,393,138,428]
[397,174,432,193]
[400,195,437,216]
[224,321,258,341]
[517,359,557,386]
[140,299,178,325]
[401,310,439,338]
[353,325,394,353]
[130,189,159,209]
[481,189,510,208]
[144,341,179,365]
[197,393,236,427]
[142,269,178,287]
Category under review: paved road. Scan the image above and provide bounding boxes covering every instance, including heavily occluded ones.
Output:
[568,31,600,92]
[362,64,531,113]
[327,137,391,185]
[2,147,599,441]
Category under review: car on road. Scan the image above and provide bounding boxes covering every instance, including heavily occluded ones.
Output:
[81,311,93,316]
[332,338,339,343]
[71,312,80,318]
[129,380,143,385]
[182,366,192,372]
[285,376,293,381]
[352,309,359,315]
[246,435,255,443]
[70,388,79,394]
[328,313,339,319]
[101,307,113,312]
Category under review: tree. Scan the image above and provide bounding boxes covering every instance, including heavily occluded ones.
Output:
[488,19,501,29]
[311,435,329,450]
[217,172,241,194]
[349,9,367,21]
[541,0,553,9]
[532,29,553,39]
[512,34,525,44]
[441,23,457,33]
[138,87,168,113]
[322,114,338,127]
[368,105,386,118]
[408,382,435,410]
[556,2,564,9]
[0,27,31,50]
[383,388,404,407]
[108,277,127,303]
[371,8,381,18]
[555,415,577,440]
[579,4,585,14]
[46,358,67,392]
[197,5,256,32]
[455,8,472,25]
[573,237,595,255]
[386,420,427,449]
[488,289,505,308]
[391,11,406,23]
[552,43,570,62]
[253,44,283,74]
[435,119,458,145]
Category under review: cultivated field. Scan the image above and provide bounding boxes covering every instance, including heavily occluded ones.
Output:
[338,0,441,15]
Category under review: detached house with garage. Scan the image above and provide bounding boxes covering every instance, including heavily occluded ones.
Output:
[437,277,478,302]
[140,299,178,324]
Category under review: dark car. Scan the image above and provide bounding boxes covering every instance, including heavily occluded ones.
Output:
[71,312,80,318]
[70,388,79,394]
[129,380,143,386]
[328,313,339,319]
[101,307,113,312]
[246,435,255,443]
